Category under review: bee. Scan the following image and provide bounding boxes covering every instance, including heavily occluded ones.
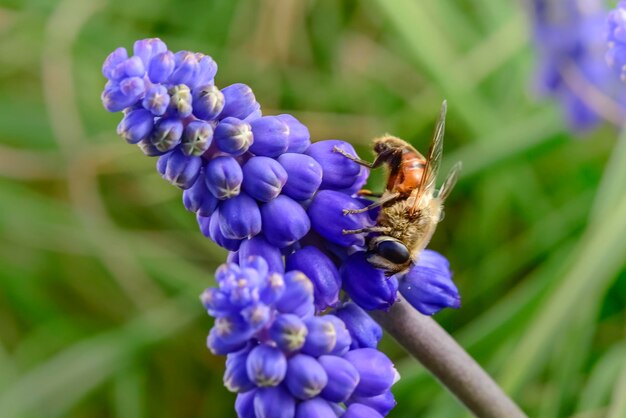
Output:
[332,101,461,275]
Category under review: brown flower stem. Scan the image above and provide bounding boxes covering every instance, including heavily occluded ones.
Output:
[369,297,527,418]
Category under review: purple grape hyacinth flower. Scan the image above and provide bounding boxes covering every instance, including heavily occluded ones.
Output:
[101,38,315,251]
[607,1,626,80]
[308,190,373,248]
[285,354,328,399]
[341,252,398,311]
[102,38,467,418]
[530,0,626,131]
[397,249,461,315]
[332,301,382,349]
[343,403,385,418]
[286,246,341,311]
[200,257,398,417]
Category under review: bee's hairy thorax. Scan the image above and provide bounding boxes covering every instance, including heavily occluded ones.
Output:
[377,197,441,257]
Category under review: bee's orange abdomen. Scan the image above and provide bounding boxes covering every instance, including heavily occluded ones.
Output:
[386,152,426,195]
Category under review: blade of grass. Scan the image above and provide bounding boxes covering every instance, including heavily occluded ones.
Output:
[0,294,199,418]
[606,354,626,418]
[369,0,498,135]
[446,108,563,180]
[426,1,480,48]
[577,342,626,411]
[591,129,626,222]
[469,190,590,296]
[499,122,626,393]
[538,302,599,418]
[457,13,528,86]
[113,367,144,418]
[500,191,626,393]
[0,340,16,391]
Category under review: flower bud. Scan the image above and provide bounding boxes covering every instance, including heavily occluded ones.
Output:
[343,348,398,397]
[275,271,315,318]
[213,117,253,156]
[295,398,337,418]
[215,263,241,289]
[207,315,252,355]
[218,192,262,239]
[148,51,175,83]
[342,404,384,418]
[242,157,288,202]
[238,236,284,274]
[198,211,242,251]
[347,390,396,416]
[285,354,328,399]
[181,120,213,156]
[200,287,231,316]
[220,83,260,121]
[101,78,144,112]
[169,51,199,86]
[193,84,225,121]
[326,315,351,356]
[244,107,263,122]
[215,314,254,342]
[119,76,145,98]
[240,255,269,279]
[142,84,170,116]
[301,316,337,357]
[305,140,362,190]
[286,246,340,311]
[308,190,373,247]
[607,45,626,75]
[332,301,382,349]
[261,196,310,248]
[253,386,295,418]
[207,326,247,355]
[318,355,360,402]
[137,137,168,156]
[224,347,255,393]
[341,252,398,311]
[246,345,287,387]
[114,56,145,79]
[235,390,256,418]
[102,47,128,80]
[204,155,243,199]
[150,117,183,152]
[269,314,308,353]
[276,114,310,153]
[329,402,345,416]
[340,165,369,195]
[157,149,202,189]
[241,303,271,331]
[117,108,153,144]
[249,116,290,157]
[396,249,460,315]
[133,38,167,68]
[194,54,218,87]
[277,153,323,201]
[260,272,286,305]
[168,84,193,118]
[183,173,219,216]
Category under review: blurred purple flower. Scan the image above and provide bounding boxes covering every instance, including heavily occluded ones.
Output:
[530,0,626,131]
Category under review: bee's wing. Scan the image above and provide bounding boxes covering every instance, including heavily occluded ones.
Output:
[437,161,462,202]
[409,100,447,214]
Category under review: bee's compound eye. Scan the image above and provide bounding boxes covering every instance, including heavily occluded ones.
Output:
[376,240,410,264]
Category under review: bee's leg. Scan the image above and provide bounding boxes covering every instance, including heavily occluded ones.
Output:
[333,146,401,172]
[357,189,382,198]
[332,147,378,168]
[342,226,392,235]
[343,192,400,215]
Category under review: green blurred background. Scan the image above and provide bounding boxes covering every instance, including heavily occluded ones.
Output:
[1,0,625,417]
